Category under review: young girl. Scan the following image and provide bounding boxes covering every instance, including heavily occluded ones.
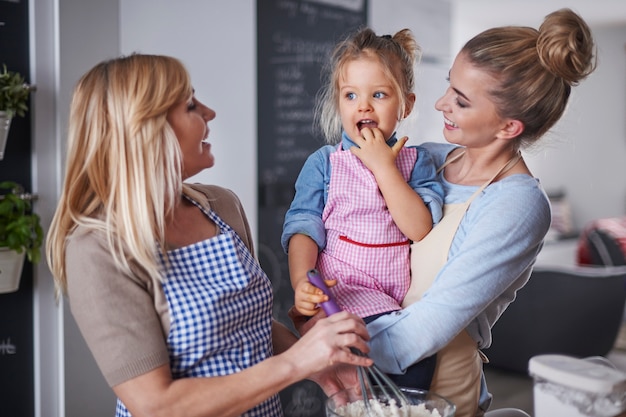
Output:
[281,27,444,390]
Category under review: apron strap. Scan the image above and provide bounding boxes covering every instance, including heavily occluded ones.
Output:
[439,150,522,206]
[404,150,522,304]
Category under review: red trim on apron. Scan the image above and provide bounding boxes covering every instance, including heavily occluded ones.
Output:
[339,235,410,248]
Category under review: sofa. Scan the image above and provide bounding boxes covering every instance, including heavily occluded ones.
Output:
[484,264,626,374]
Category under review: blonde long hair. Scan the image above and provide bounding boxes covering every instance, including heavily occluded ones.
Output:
[46,54,192,294]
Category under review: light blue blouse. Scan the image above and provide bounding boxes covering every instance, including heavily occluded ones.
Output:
[366,142,551,375]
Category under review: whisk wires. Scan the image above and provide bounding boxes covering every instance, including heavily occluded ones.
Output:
[352,348,410,417]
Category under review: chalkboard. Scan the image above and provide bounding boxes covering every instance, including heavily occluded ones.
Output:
[257,1,367,415]
[0,0,35,416]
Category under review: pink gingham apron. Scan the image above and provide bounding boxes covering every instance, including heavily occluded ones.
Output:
[317,144,417,318]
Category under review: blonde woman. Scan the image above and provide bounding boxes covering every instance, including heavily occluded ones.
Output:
[46,54,372,417]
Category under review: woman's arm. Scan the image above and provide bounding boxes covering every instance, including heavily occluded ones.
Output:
[67,226,372,417]
[366,179,551,373]
[350,128,433,242]
[113,312,372,417]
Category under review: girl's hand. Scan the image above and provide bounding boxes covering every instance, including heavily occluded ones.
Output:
[294,279,335,316]
[350,127,408,174]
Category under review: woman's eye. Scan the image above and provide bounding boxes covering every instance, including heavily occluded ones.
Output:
[187,101,197,111]
[455,99,468,109]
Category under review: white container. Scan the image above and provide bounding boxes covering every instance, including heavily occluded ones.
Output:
[529,354,626,417]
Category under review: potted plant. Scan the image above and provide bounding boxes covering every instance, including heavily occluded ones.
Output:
[0,181,43,293]
[0,64,33,160]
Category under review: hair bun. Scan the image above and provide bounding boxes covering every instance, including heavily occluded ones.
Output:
[536,8,597,86]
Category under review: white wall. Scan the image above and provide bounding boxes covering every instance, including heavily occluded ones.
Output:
[525,25,626,229]
[369,0,451,144]
[452,0,626,232]
[120,0,258,239]
[32,0,121,416]
[30,2,63,416]
[59,1,121,416]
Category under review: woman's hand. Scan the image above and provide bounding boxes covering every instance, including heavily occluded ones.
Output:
[308,363,361,398]
[281,311,373,378]
[298,314,371,396]
[289,306,327,336]
[350,127,408,174]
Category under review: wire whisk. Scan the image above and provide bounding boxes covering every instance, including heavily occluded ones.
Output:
[307,269,411,416]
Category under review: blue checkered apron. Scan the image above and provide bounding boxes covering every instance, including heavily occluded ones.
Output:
[115,204,283,417]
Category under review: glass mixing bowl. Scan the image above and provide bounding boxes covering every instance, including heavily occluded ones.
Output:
[326,386,456,417]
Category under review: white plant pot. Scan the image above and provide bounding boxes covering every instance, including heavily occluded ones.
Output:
[0,248,26,294]
[0,110,12,161]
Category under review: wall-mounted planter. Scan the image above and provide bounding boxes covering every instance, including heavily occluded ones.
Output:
[0,182,42,293]
[0,111,12,160]
[0,64,33,160]
[0,248,25,293]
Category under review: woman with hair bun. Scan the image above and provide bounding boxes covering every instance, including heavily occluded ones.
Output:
[350,8,597,417]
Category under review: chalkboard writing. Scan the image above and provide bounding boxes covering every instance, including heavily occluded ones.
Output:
[258,1,367,185]
[257,1,367,415]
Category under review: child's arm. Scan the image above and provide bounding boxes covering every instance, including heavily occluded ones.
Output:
[350,127,433,242]
[288,233,334,316]
[282,147,334,316]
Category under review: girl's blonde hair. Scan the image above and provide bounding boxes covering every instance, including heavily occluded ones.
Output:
[461,8,597,148]
[46,54,193,294]
[315,27,420,144]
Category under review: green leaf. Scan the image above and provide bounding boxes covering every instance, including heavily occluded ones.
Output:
[0,181,42,263]
[0,64,31,118]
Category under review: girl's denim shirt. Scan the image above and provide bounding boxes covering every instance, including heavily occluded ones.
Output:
[281,132,444,253]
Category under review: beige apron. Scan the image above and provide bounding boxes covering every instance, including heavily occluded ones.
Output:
[403,151,521,417]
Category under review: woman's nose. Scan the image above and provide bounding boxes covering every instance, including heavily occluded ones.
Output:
[204,106,216,121]
[434,91,450,112]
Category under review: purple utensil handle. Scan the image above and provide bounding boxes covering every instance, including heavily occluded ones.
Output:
[306,269,342,316]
